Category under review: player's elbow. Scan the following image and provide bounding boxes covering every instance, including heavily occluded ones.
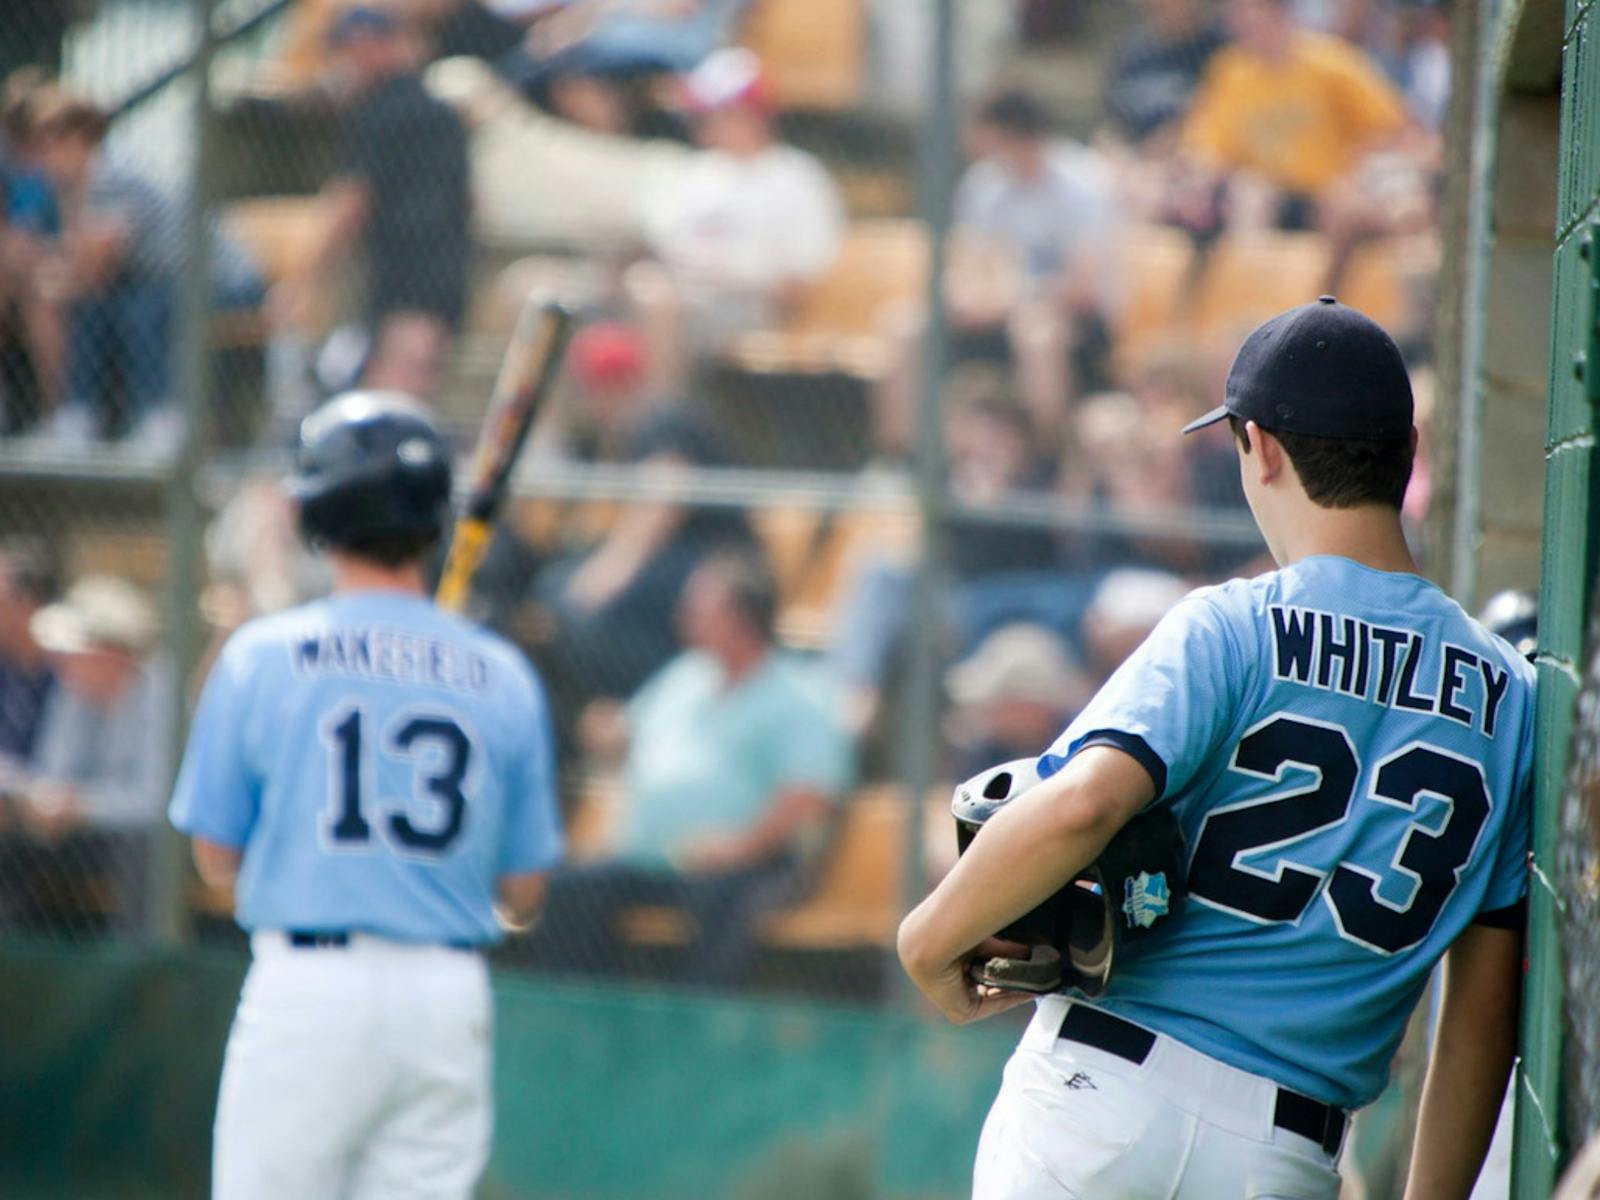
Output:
[895,903,946,985]
[191,837,242,888]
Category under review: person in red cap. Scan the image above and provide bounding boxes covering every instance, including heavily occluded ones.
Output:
[628,47,842,392]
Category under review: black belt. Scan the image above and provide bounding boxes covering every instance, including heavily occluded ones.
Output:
[1057,1005,1348,1156]
[286,930,479,953]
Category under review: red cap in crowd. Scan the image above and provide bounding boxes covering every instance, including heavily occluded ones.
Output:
[570,322,647,392]
[678,48,775,117]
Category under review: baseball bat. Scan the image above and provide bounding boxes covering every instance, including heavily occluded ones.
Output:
[435,298,576,612]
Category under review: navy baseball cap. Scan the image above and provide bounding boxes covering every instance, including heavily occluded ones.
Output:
[1181,296,1414,441]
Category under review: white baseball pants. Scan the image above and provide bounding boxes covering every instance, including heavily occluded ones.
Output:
[975,998,1345,1200]
[213,931,493,1200]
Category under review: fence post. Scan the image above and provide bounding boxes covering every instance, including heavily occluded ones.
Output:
[889,0,958,1003]
[148,0,219,946]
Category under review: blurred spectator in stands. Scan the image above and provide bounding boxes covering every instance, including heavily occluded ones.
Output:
[520,322,758,714]
[28,88,263,448]
[492,0,751,133]
[271,5,470,400]
[0,575,172,935]
[1079,567,1191,684]
[0,540,59,768]
[1398,0,1451,131]
[420,0,525,62]
[529,551,853,985]
[1175,0,1423,283]
[943,89,1119,442]
[629,48,843,393]
[945,622,1089,780]
[428,55,698,251]
[1102,0,1230,146]
[0,68,65,430]
[831,371,1064,738]
[1063,390,1219,577]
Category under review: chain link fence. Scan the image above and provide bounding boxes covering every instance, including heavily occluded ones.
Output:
[3,0,1450,1032]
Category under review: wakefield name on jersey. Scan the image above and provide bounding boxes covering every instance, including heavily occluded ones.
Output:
[1038,555,1535,1111]
[169,591,563,946]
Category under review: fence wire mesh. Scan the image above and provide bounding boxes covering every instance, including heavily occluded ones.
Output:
[1561,607,1600,1158]
[4,0,1451,1042]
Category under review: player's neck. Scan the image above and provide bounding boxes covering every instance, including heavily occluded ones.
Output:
[328,554,429,598]
[1274,505,1419,576]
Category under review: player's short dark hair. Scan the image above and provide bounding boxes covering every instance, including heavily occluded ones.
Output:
[335,531,438,569]
[1229,415,1413,510]
[703,549,778,643]
[0,537,61,606]
[976,89,1050,138]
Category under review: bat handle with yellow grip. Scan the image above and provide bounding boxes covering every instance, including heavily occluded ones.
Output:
[435,517,494,613]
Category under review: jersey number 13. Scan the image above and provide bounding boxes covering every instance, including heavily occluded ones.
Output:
[321,705,473,856]
[1187,713,1491,955]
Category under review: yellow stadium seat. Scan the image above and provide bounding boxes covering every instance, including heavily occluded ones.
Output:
[738,0,865,112]
[1336,234,1439,331]
[1111,224,1198,361]
[1191,231,1333,338]
[728,220,930,378]
[763,789,907,949]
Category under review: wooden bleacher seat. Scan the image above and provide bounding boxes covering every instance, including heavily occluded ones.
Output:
[753,507,920,648]
[565,771,626,863]
[762,788,906,949]
[739,0,865,112]
[68,528,169,591]
[1110,224,1198,365]
[1336,234,1439,331]
[1190,231,1333,339]
[727,219,929,379]
[224,196,333,289]
[218,196,340,342]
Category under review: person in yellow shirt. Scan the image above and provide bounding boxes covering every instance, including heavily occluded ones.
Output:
[1183,0,1408,200]
[1171,0,1430,290]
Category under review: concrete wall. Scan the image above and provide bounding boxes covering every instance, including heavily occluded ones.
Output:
[1463,3,1564,605]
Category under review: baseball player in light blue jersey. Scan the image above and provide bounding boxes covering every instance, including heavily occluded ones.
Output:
[900,297,1534,1199]
[169,392,563,1200]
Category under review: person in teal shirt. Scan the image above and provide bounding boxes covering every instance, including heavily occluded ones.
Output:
[528,551,854,985]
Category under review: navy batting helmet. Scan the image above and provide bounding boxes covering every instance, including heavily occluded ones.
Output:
[952,758,1187,995]
[288,391,452,548]
[1478,589,1537,662]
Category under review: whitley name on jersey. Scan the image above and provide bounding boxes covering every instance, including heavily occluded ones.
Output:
[1270,604,1512,737]
[291,625,492,694]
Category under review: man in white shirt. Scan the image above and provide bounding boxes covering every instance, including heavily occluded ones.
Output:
[629,48,843,390]
[944,89,1121,445]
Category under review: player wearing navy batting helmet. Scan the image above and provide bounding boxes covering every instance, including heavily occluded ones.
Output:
[899,297,1535,1199]
[170,391,564,1200]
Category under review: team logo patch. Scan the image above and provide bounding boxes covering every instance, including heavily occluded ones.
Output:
[1121,871,1171,929]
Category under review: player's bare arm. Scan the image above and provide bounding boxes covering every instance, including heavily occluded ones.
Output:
[898,745,1153,1024]
[191,836,242,888]
[1404,921,1523,1200]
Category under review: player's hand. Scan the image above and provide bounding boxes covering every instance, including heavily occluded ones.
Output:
[905,936,1038,1026]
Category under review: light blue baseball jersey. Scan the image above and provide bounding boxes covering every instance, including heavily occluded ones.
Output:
[169,590,563,946]
[1039,555,1535,1109]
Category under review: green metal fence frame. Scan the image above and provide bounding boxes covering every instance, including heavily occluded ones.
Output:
[1514,2,1600,1192]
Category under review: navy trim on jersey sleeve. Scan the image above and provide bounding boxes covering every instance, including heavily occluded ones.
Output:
[1472,898,1527,931]
[1074,729,1168,799]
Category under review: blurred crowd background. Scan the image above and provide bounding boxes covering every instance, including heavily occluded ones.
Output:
[0,0,1450,1002]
